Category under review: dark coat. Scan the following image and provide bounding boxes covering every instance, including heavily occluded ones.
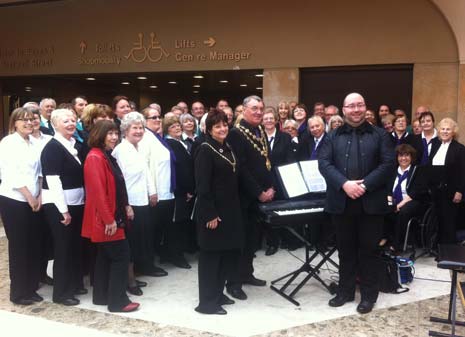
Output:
[227,120,273,207]
[318,122,395,215]
[390,132,414,148]
[428,138,465,199]
[411,133,437,165]
[165,138,195,222]
[388,165,429,203]
[268,130,296,200]
[194,137,244,251]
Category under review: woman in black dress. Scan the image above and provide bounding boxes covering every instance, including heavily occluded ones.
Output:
[194,109,244,315]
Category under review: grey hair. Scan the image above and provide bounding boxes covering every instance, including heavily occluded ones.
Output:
[23,101,39,108]
[329,115,344,126]
[308,115,325,127]
[199,112,208,133]
[39,98,56,109]
[120,111,146,134]
[325,105,339,114]
[149,103,161,113]
[51,108,75,128]
[243,95,263,107]
[179,113,196,125]
[25,106,40,116]
[283,119,299,129]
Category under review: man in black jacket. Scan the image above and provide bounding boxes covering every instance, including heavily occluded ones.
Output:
[318,93,394,314]
[226,95,274,300]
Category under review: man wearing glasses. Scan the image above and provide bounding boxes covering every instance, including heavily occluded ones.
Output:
[318,93,394,314]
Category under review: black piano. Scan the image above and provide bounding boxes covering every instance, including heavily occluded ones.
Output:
[259,194,339,306]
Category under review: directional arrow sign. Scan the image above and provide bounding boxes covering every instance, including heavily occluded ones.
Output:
[203,37,216,48]
[79,41,87,55]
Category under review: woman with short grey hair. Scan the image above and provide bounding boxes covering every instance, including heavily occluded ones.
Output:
[112,111,157,295]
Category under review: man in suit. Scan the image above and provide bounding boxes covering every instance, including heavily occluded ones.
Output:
[299,116,326,160]
[39,98,56,136]
[226,95,274,300]
[319,92,394,314]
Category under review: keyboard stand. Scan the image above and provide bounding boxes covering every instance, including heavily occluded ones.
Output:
[270,223,339,306]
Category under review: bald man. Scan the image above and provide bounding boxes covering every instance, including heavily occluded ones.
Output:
[319,93,394,314]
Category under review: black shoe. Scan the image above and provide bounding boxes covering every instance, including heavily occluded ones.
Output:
[12,298,34,305]
[127,285,143,296]
[41,275,54,286]
[328,294,354,307]
[172,258,191,269]
[142,267,168,277]
[135,280,147,288]
[243,276,266,287]
[219,294,235,305]
[74,287,88,295]
[195,306,227,315]
[227,288,247,300]
[356,300,374,314]
[29,292,44,302]
[56,298,80,306]
[265,246,278,256]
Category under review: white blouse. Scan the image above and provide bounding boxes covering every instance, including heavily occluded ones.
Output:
[112,138,156,206]
[0,133,42,202]
[432,141,451,166]
[139,130,174,201]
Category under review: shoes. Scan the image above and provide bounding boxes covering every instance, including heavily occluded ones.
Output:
[56,297,80,306]
[219,294,235,305]
[121,302,140,312]
[41,275,54,286]
[356,300,374,314]
[227,288,247,300]
[142,266,168,277]
[243,276,266,287]
[29,292,44,302]
[195,306,227,315]
[135,280,147,288]
[74,287,88,295]
[127,285,143,296]
[12,298,34,305]
[328,294,354,307]
[160,257,191,269]
[265,246,278,256]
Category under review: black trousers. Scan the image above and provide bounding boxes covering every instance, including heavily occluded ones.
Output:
[227,203,261,290]
[436,191,460,244]
[197,250,239,312]
[152,199,175,255]
[37,209,53,280]
[93,239,131,311]
[389,200,426,250]
[127,205,154,274]
[43,204,83,302]
[0,196,41,302]
[332,211,384,303]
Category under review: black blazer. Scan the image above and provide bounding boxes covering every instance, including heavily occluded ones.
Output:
[388,165,429,203]
[411,133,437,165]
[428,138,465,198]
[40,125,54,136]
[298,131,326,161]
[166,138,195,221]
[269,130,295,167]
[227,120,274,206]
[194,137,244,251]
[390,132,414,148]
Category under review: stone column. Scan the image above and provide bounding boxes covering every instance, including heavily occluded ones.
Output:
[263,68,299,108]
[457,63,465,143]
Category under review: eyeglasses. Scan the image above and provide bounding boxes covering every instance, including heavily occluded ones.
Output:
[17,118,34,123]
[344,103,366,110]
[146,116,161,120]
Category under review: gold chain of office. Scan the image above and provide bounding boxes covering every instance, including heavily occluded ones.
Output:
[237,125,271,171]
[202,142,237,173]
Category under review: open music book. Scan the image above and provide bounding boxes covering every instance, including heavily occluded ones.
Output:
[276,160,326,199]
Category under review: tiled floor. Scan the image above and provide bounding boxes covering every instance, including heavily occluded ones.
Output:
[0,229,464,337]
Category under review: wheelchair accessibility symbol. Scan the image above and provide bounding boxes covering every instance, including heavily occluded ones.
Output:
[125,32,170,63]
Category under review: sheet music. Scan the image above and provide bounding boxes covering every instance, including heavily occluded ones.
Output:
[276,163,310,198]
[299,160,327,192]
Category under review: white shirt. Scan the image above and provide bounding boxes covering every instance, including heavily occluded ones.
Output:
[30,132,52,154]
[139,129,174,201]
[392,165,411,201]
[422,129,438,156]
[112,138,156,206]
[432,141,451,166]
[0,133,42,202]
[41,134,84,212]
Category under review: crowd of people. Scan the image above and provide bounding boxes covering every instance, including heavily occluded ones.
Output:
[0,92,463,316]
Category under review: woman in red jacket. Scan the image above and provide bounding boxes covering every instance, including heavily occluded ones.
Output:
[82,120,139,312]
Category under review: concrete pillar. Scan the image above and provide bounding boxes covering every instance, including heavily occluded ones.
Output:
[263,68,299,108]
[457,63,465,143]
[412,62,459,122]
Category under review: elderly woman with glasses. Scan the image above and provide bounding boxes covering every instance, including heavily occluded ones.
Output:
[0,108,43,305]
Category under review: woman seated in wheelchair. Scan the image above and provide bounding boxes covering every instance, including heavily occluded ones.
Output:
[385,144,429,254]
